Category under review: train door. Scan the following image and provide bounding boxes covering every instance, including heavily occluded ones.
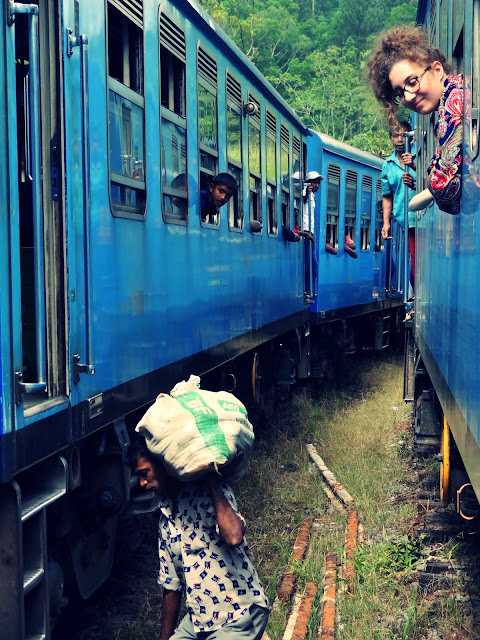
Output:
[2,3,67,638]
[6,3,67,419]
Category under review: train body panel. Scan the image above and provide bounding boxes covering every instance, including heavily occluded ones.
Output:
[413,0,480,503]
[305,130,390,316]
[0,1,407,636]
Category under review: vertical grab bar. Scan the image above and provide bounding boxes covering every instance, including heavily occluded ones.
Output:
[10,2,47,395]
[68,29,95,379]
[307,184,313,297]
[403,132,414,306]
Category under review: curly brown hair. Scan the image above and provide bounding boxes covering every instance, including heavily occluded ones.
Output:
[367,25,452,119]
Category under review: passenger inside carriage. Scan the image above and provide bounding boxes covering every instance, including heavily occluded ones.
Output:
[200,173,238,224]
[368,25,463,216]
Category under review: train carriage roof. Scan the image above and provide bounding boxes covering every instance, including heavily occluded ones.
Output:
[309,130,384,169]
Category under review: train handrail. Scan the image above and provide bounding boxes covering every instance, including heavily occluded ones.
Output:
[67,29,95,379]
[306,184,313,297]
[10,2,47,395]
[403,131,414,306]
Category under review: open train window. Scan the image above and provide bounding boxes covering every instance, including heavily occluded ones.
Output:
[453,0,465,69]
[280,125,290,230]
[266,112,277,236]
[159,12,187,223]
[226,72,243,231]
[374,179,383,251]
[292,136,301,231]
[326,164,340,249]
[360,175,372,251]
[468,0,480,159]
[198,46,219,227]
[248,94,262,232]
[439,0,449,56]
[107,1,146,218]
[429,0,438,43]
[345,170,357,247]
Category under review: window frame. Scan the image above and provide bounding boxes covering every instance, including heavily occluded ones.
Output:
[280,124,291,231]
[360,174,373,252]
[226,70,244,232]
[344,169,357,246]
[106,0,146,220]
[374,178,384,251]
[197,44,219,228]
[159,10,188,225]
[248,93,262,232]
[266,110,278,237]
[326,163,340,250]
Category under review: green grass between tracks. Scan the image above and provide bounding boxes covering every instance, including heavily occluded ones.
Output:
[235,350,468,640]
[114,350,469,640]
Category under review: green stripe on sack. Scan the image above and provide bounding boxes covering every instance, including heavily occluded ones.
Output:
[218,399,248,418]
[174,391,231,459]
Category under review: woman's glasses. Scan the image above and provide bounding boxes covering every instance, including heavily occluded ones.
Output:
[392,66,432,105]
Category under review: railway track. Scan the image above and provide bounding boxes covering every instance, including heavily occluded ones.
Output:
[52,387,480,640]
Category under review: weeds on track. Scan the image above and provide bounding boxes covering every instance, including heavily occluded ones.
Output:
[111,350,469,639]
[237,350,468,640]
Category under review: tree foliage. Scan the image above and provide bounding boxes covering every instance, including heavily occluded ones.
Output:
[198,0,416,155]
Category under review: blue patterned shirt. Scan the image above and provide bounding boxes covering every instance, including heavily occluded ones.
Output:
[157,482,269,633]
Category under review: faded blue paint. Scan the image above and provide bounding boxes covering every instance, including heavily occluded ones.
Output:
[415,0,480,497]
[305,131,388,313]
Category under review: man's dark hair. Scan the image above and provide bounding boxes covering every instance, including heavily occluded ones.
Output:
[126,438,157,472]
[390,119,411,135]
[212,173,238,193]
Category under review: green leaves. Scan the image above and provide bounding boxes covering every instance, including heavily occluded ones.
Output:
[198,0,416,154]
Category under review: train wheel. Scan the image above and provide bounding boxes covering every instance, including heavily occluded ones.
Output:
[440,416,451,506]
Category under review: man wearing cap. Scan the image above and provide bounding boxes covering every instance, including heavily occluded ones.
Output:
[297,171,323,297]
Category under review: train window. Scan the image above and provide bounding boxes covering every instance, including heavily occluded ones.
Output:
[469,0,480,157]
[226,73,243,231]
[280,125,290,230]
[248,94,262,232]
[107,2,146,218]
[345,170,357,247]
[429,0,438,43]
[453,0,465,69]
[326,164,340,249]
[374,179,383,251]
[266,112,277,236]
[292,136,301,230]
[159,12,187,223]
[198,47,219,226]
[360,175,372,251]
[439,0,449,56]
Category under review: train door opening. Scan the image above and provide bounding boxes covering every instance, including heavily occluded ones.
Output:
[12,1,66,413]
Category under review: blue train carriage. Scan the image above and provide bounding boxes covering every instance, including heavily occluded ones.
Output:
[408,0,480,516]
[0,0,311,636]
[303,130,406,376]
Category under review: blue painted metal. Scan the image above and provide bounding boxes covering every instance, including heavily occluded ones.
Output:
[0,0,394,474]
[305,131,390,312]
[415,0,480,497]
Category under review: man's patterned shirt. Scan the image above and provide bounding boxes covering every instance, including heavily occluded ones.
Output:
[157,481,269,633]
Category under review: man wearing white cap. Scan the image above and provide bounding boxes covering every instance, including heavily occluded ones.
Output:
[297,171,323,297]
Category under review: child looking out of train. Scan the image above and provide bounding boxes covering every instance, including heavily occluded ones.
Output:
[200,173,238,224]
[368,25,463,215]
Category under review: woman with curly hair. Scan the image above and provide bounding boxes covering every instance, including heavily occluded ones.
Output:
[367,25,463,215]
